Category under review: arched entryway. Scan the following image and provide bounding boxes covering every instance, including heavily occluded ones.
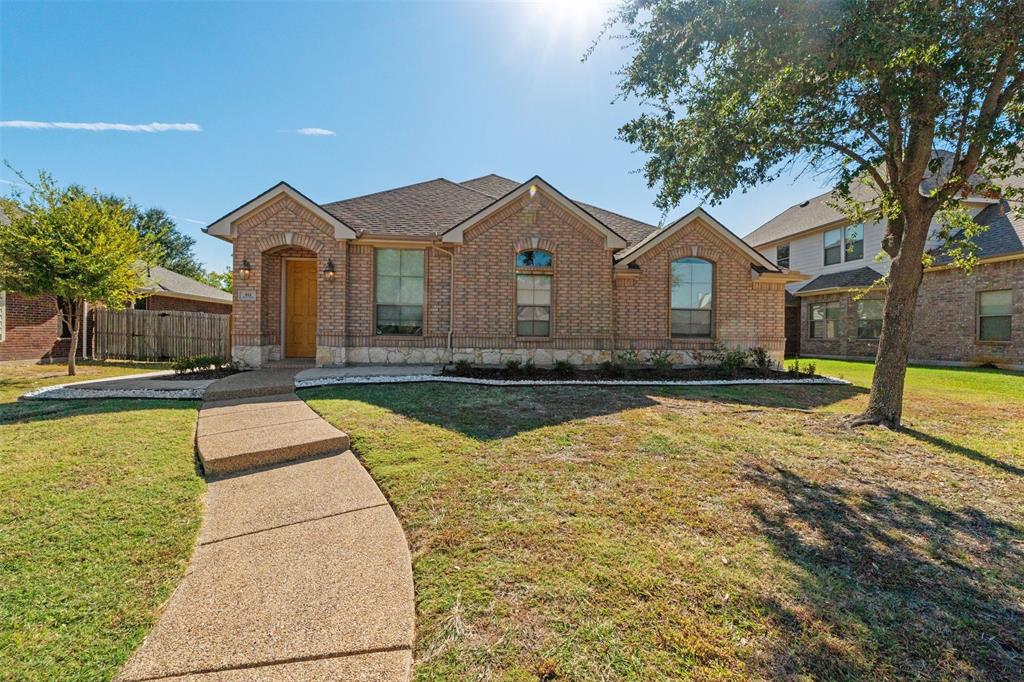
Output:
[261,244,319,360]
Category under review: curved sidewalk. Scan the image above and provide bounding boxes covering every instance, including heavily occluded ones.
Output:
[118,372,415,682]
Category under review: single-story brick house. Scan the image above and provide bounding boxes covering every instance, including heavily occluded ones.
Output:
[747,183,1023,370]
[0,265,232,363]
[204,174,803,368]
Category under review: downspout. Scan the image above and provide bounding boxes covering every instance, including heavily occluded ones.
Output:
[431,243,456,363]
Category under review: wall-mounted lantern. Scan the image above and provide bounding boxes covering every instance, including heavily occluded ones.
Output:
[323,259,336,280]
[238,259,252,279]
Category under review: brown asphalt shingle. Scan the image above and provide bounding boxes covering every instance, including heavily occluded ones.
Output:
[316,173,658,245]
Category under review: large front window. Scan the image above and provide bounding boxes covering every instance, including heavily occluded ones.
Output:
[978,290,1012,342]
[515,249,552,337]
[671,257,713,337]
[810,301,841,338]
[375,249,424,335]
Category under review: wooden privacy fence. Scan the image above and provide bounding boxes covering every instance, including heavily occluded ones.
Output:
[94,308,230,361]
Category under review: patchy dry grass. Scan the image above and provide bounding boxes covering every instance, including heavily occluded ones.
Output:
[304,360,1024,681]
[0,361,203,681]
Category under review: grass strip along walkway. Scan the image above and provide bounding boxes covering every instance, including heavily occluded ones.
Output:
[0,362,204,682]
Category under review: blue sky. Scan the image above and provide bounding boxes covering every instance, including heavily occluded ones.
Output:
[2,0,831,272]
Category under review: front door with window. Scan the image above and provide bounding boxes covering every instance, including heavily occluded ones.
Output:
[285,260,317,358]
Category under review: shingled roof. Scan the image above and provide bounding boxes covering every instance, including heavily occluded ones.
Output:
[931,200,1024,264]
[796,266,884,295]
[139,265,233,304]
[315,174,659,245]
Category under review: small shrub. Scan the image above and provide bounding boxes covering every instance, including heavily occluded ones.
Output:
[717,346,749,378]
[504,359,522,375]
[648,350,674,377]
[787,359,801,376]
[598,360,624,378]
[454,359,472,374]
[803,361,817,376]
[173,355,196,375]
[553,360,575,378]
[749,346,772,376]
[691,348,708,367]
[615,349,641,368]
[175,355,225,375]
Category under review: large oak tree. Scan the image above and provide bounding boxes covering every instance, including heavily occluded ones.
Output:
[604,0,1023,427]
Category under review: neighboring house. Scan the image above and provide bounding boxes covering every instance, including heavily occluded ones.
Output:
[746,167,1023,369]
[0,265,232,363]
[135,265,233,315]
[204,174,802,369]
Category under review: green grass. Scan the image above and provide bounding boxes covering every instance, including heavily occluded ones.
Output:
[0,361,204,681]
[303,360,1024,681]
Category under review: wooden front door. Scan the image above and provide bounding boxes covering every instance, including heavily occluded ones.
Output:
[284,260,317,358]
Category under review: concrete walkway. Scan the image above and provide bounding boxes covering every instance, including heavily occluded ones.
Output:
[118,370,415,681]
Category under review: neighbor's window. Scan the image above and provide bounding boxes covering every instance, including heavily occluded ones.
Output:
[671,257,713,337]
[810,301,841,339]
[515,249,552,336]
[978,290,1012,342]
[845,223,864,261]
[823,228,842,266]
[856,299,883,339]
[375,249,424,335]
[776,243,790,269]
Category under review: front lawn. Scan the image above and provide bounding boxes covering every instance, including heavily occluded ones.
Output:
[0,362,203,681]
[303,360,1024,681]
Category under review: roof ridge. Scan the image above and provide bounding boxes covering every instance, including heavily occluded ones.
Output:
[321,177,455,207]
[445,177,502,199]
[575,199,659,230]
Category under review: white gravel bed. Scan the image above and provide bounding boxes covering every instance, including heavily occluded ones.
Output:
[295,374,849,389]
[22,385,204,400]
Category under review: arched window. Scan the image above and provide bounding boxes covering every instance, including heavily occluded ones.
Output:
[671,257,713,337]
[515,249,552,336]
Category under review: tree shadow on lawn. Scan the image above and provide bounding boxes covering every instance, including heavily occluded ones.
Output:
[902,427,1024,478]
[300,381,866,441]
[743,463,1024,680]
[0,396,198,427]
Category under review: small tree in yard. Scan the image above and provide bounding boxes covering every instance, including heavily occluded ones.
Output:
[603,0,1023,428]
[0,171,158,375]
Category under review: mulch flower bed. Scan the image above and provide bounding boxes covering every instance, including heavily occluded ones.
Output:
[166,367,238,381]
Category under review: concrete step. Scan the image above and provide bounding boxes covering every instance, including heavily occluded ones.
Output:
[202,369,299,402]
[196,393,349,476]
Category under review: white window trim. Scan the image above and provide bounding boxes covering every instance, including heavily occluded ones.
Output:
[823,224,864,266]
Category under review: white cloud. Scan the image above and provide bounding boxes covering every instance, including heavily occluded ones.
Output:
[0,120,202,132]
[169,215,208,225]
[295,127,336,136]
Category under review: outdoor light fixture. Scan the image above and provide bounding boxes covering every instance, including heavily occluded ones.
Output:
[323,259,336,279]
[238,259,252,279]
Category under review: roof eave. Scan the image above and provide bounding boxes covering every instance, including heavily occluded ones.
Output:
[205,181,357,241]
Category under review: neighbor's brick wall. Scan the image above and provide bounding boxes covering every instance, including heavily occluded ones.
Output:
[139,295,231,315]
[798,291,886,359]
[798,257,1023,366]
[0,292,83,362]
[230,195,347,350]
[452,191,614,342]
[615,218,787,355]
[912,258,1023,365]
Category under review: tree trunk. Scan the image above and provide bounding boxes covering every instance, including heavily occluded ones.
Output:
[66,298,82,376]
[851,211,932,429]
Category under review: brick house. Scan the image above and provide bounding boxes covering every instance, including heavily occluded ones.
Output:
[0,265,231,363]
[204,175,802,369]
[746,180,1023,370]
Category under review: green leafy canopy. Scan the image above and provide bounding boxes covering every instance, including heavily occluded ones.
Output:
[606,0,1023,264]
[0,171,160,308]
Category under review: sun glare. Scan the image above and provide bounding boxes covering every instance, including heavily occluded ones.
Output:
[529,0,612,40]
